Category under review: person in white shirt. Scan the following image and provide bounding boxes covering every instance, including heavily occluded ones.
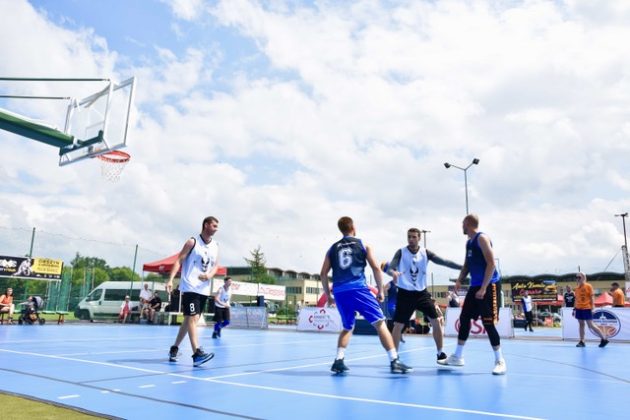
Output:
[521,290,534,332]
[387,228,462,363]
[166,216,220,367]
[139,284,153,320]
[212,277,232,339]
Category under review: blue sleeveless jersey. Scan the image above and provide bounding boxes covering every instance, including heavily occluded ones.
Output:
[466,232,499,286]
[327,236,367,293]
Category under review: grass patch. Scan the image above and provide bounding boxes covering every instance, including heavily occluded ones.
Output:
[0,392,106,419]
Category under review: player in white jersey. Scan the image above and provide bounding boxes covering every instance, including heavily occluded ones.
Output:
[166,216,220,367]
[387,228,462,362]
[212,277,232,339]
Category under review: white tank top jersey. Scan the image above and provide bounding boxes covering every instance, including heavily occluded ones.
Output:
[397,246,428,291]
[180,235,219,296]
[215,286,231,308]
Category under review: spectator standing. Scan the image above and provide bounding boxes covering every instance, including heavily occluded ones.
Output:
[521,290,534,332]
[574,272,609,348]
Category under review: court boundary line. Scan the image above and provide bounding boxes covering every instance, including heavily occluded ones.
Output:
[0,347,543,419]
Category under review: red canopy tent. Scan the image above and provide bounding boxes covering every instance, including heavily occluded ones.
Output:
[594,293,613,307]
[143,253,227,276]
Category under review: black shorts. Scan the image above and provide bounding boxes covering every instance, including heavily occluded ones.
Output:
[460,283,501,324]
[393,288,438,324]
[213,306,230,323]
[181,292,208,316]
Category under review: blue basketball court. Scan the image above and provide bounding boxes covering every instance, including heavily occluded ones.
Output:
[0,324,627,419]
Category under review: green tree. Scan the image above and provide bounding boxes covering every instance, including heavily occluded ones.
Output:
[109,266,141,282]
[70,253,109,271]
[244,246,276,284]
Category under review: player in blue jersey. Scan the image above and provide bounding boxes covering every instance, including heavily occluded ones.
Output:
[438,214,507,375]
[320,216,412,374]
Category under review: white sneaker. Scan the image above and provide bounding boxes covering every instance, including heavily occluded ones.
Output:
[492,359,507,375]
[437,354,464,366]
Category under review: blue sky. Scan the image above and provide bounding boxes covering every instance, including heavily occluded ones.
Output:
[1,0,630,283]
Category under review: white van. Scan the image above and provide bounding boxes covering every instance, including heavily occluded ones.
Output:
[74,281,167,321]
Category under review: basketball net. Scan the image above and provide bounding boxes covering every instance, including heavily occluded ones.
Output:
[97,150,131,182]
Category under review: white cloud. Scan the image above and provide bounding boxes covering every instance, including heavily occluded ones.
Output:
[1,0,630,282]
[163,0,206,21]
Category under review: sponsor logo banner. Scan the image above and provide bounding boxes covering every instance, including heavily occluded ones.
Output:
[562,307,630,341]
[0,255,63,280]
[297,307,343,332]
[444,307,514,338]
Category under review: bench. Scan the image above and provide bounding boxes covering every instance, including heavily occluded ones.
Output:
[41,310,69,324]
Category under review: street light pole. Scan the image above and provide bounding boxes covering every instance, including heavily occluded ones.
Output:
[444,158,480,215]
[615,212,628,249]
[421,229,430,249]
[615,212,630,284]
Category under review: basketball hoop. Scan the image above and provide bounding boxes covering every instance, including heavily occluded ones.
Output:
[97,150,130,182]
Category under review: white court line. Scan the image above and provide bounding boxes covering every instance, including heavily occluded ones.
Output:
[58,394,80,400]
[210,378,545,420]
[56,338,327,357]
[171,380,187,384]
[203,346,435,380]
[0,347,544,419]
[139,384,156,389]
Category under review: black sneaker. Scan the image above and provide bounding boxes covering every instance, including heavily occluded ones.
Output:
[576,341,585,347]
[390,358,413,374]
[212,331,218,339]
[168,345,179,362]
[331,358,349,374]
[437,352,448,362]
[598,339,609,348]
[192,349,215,367]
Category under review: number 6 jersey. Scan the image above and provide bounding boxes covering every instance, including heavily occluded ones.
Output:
[327,236,367,293]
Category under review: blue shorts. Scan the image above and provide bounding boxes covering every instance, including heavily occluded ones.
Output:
[574,309,593,320]
[333,287,385,330]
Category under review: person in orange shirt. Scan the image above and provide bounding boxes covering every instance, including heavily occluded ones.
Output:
[0,287,15,324]
[610,282,625,308]
[573,272,608,348]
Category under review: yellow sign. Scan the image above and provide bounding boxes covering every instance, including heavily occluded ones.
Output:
[31,258,64,276]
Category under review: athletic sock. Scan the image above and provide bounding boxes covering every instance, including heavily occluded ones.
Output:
[454,344,464,358]
[494,348,503,362]
[336,347,345,360]
[387,348,398,361]
[437,348,443,356]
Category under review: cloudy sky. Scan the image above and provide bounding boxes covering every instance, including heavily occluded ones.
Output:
[1,0,629,283]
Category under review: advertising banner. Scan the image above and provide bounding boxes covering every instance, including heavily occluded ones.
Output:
[212,281,286,301]
[258,284,286,301]
[297,307,343,332]
[0,255,63,280]
[444,307,514,338]
[511,280,557,302]
[561,307,630,342]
